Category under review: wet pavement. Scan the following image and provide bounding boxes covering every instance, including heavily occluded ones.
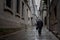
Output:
[0,26,58,40]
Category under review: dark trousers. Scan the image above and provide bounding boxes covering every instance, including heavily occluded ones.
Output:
[38,27,42,36]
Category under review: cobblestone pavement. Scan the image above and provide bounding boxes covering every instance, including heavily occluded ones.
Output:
[0,26,59,40]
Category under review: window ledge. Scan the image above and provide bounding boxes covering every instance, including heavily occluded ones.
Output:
[4,6,13,15]
[15,13,20,18]
[21,17,24,20]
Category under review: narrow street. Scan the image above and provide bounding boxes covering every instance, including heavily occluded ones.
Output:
[0,26,58,40]
[0,0,60,40]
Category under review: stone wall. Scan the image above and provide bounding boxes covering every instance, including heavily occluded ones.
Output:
[0,0,31,28]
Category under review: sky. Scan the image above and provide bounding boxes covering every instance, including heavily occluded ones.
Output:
[35,0,41,10]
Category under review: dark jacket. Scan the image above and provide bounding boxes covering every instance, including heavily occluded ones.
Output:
[36,20,43,29]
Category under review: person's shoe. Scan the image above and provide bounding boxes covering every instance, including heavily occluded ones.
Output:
[39,33,41,36]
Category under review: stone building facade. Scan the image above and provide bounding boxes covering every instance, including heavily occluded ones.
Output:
[46,0,60,38]
[0,0,34,28]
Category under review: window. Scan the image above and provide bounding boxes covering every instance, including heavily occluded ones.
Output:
[15,0,20,18]
[17,0,20,13]
[4,0,13,15]
[21,2,24,20]
[6,0,11,8]
[54,6,57,18]
[22,2,24,17]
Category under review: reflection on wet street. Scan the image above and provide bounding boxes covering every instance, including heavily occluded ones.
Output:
[0,26,58,40]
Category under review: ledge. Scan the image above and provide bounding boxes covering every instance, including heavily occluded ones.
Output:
[4,6,13,15]
[15,13,20,18]
[21,17,24,20]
